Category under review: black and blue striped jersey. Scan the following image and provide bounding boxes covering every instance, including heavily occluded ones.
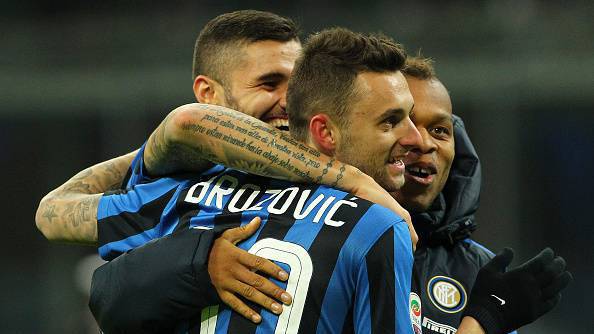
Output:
[97,148,414,333]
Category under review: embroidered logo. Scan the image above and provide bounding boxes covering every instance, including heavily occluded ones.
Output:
[427,276,467,313]
[409,292,423,334]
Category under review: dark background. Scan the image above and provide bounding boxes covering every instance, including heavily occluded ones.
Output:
[2,1,593,333]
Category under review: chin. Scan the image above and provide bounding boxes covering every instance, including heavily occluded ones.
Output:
[382,176,405,193]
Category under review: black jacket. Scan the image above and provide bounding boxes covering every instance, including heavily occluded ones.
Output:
[89,115,496,333]
[409,115,500,334]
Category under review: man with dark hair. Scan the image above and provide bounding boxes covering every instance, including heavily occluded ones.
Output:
[90,27,420,333]
[398,56,507,334]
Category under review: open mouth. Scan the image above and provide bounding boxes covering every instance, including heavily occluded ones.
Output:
[405,163,437,185]
[266,118,289,131]
[388,157,406,174]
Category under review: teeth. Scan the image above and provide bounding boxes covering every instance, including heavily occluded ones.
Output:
[408,166,431,174]
[267,119,289,129]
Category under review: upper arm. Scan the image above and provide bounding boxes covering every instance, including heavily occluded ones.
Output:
[143,105,214,176]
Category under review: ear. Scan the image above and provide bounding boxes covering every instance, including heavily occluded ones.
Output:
[193,75,223,104]
[309,114,339,156]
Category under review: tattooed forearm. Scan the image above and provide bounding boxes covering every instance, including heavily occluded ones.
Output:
[153,103,362,192]
[36,152,136,244]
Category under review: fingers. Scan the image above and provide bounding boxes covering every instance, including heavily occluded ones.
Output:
[542,271,573,298]
[238,251,289,283]
[226,278,286,316]
[487,248,514,272]
[537,256,567,286]
[520,247,554,273]
[234,267,292,305]
[539,293,562,316]
[221,217,262,244]
[218,290,262,324]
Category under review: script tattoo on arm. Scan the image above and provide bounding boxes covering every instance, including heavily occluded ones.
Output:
[144,103,358,191]
[36,152,136,244]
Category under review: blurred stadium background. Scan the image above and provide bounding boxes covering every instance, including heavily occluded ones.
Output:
[2,1,592,333]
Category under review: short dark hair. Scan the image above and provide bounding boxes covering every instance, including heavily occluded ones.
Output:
[287,27,407,141]
[402,54,436,80]
[192,10,299,85]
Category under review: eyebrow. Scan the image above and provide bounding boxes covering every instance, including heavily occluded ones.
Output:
[378,108,406,121]
[429,112,454,124]
[256,71,288,83]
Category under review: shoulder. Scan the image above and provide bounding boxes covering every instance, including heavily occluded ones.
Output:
[343,203,412,265]
[460,238,495,266]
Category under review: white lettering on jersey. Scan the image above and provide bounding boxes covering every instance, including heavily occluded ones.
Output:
[324,199,358,227]
[246,189,282,211]
[184,175,218,204]
[228,184,261,213]
[313,196,335,223]
[293,190,325,220]
[205,175,238,209]
[183,175,362,227]
[268,187,300,215]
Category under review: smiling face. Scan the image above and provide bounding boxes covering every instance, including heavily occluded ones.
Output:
[336,71,421,192]
[393,76,455,212]
[222,40,301,130]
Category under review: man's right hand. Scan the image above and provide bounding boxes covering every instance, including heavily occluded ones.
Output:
[208,217,293,323]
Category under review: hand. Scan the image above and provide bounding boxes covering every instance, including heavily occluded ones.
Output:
[463,248,573,334]
[349,171,418,249]
[208,217,293,323]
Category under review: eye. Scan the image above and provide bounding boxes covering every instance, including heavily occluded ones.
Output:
[430,126,452,138]
[380,116,399,130]
[260,81,279,90]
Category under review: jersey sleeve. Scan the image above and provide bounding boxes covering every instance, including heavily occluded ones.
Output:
[96,177,182,260]
[352,207,414,333]
[123,143,153,188]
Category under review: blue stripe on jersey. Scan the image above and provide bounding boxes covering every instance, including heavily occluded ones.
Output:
[98,226,162,260]
[158,179,196,235]
[252,185,341,334]
[214,309,232,334]
[98,177,181,220]
[353,260,372,332]
[392,222,413,334]
[316,204,407,333]
[281,186,347,250]
[463,238,495,256]
[125,143,147,188]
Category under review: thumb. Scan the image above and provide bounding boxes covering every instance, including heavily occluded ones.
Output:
[222,216,262,244]
[486,247,514,273]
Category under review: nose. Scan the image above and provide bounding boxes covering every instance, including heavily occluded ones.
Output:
[279,93,287,111]
[278,82,288,112]
[399,117,423,153]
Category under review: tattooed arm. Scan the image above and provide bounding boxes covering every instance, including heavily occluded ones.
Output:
[35,152,136,244]
[144,103,416,247]
[145,103,359,188]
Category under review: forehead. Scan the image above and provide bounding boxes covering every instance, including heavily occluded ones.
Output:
[406,77,452,115]
[351,71,414,118]
[232,40,301,78]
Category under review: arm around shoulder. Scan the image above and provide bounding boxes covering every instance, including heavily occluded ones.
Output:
[35,151,137,244]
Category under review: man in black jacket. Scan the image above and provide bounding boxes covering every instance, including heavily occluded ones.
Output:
[398,57,507,334]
